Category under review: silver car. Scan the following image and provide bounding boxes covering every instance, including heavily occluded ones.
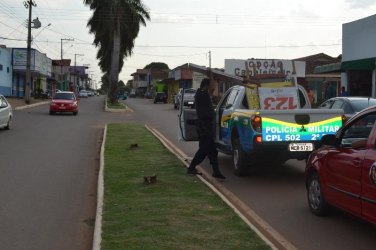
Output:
[174,88,196,109]
[318,96,376,119]
[79,90,89,98]
[0,94,13,130]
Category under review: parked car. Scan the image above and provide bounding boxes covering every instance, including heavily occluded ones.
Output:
[154,92,167,104]
[129,89,136,98]
[49,91,78,115]
[118,92,127,100]
[305,105,376,225]
[174,88,196,109]
[318,96,376,119]
[0,94,12,130]
[79,90,88,98]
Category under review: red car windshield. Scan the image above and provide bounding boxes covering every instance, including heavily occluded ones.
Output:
[53,93,75,100]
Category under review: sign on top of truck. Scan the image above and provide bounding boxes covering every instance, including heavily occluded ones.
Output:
[224,59,306,78]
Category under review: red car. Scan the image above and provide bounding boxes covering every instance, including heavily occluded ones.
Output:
[305,105,376,224]
[49,91,78,115]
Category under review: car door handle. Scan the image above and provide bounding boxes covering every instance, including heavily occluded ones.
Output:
[352,158,362,167]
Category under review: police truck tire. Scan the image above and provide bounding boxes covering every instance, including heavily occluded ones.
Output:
[232,138,249,176]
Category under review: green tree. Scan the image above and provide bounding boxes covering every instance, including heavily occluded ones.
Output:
[100,73,110,93]
[83,0,150,104]
[144,62,169,70]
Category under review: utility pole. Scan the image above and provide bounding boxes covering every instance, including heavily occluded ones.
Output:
[24,0,40,104]
[60,38,74,90]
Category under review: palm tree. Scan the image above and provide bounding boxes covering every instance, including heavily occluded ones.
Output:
[83,0,150,103]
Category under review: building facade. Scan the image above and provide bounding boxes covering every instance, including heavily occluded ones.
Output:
[0,46,12,96]
[12,48,52,97]
[315,14,376,98]
[342,14,376,97]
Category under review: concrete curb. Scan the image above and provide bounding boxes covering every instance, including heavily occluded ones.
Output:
[14,101,49,110]
[104,97,133,113]
[92,125,106,250]
[145,125,298,250]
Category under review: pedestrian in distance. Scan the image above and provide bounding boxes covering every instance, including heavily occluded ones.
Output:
[187,78,226,179]
[340,86,349,96]
[306,86,315,106]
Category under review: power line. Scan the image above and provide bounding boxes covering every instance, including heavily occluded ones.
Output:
[0,36,342,49]
[0,5,356,26]
[135,52,208,58]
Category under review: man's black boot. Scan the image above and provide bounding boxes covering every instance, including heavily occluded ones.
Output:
[187,168,202,175]
[212,171,226,179]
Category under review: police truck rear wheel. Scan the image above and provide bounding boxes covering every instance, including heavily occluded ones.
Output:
[232,138,249,176]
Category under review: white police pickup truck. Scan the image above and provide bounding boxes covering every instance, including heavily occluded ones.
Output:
[179,81,344,176]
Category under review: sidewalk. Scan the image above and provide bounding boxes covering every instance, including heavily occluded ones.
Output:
[7,97,49,110]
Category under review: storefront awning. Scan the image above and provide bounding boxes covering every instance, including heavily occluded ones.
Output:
[341,57,376,71]
[314,57,376,74]
[314,62,342,74]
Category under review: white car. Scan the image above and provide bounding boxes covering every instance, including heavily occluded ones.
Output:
[79,90,89,98]
[0,94,12,130]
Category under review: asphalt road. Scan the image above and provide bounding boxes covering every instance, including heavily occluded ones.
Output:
[1,96,375,250]
[0,96,132,250]
[125,97,376,250]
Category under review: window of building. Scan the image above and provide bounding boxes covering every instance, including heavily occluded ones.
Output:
[0,64,3,71]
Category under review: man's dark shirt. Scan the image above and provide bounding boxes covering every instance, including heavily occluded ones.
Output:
[195,88,215,137]
[195,88,215,121]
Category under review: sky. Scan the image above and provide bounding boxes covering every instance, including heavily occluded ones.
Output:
[1,0,376,88]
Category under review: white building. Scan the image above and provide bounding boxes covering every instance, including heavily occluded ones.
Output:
[342,14,376,97]
[316,14,376,97]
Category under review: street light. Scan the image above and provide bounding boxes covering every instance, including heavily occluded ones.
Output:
[60,38,74,90]
[64,45,74,56]
[33,23,51,40]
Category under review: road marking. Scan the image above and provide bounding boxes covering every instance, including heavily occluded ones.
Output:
[146,125,298,250]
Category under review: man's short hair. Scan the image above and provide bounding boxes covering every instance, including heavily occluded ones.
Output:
[200,78,210,88]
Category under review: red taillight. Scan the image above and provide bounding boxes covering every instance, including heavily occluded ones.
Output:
[251,115,262,132]
[255,135,262,143]
[342,114,347,123]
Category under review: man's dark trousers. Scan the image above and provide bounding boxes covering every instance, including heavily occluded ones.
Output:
[188,131,219,173]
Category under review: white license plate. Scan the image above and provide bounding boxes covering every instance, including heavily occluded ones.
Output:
[188,101,194,105]
[289,143,314,152]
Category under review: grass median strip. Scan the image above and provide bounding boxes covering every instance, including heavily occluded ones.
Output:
[102,123,271,249]
[106,100,127,109]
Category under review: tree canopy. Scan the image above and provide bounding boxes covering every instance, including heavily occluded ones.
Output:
[83,0,150,103]
[144,62,169,70]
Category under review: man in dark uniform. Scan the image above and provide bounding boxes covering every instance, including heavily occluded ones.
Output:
[187,79,226,179]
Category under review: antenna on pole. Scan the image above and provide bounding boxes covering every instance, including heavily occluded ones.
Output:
[209,50,211,68]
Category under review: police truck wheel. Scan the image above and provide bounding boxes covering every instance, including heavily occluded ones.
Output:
[232,138,249,176]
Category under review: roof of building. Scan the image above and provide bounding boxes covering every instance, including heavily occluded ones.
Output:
[52,59,71,66]
[131,69,148,76]
[294,53,341,74]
